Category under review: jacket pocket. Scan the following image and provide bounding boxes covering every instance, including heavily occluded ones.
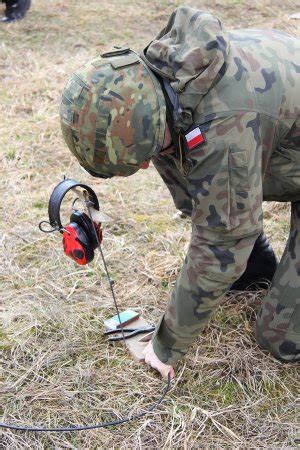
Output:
[188,142,257,233]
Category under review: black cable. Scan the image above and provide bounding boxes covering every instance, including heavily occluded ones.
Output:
[0,374,171,432]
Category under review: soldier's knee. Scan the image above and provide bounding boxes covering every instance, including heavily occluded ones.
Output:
[255,319,300,363]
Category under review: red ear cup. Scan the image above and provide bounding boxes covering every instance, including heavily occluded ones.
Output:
[70,211,99,249]
[62,223,94,265]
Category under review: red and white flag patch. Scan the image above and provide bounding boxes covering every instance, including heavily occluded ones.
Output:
[184,127,205,150]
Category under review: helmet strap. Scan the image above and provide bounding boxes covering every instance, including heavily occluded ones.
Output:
[156,76,181,159]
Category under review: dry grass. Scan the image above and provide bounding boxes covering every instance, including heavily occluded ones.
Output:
[1,0,299,447]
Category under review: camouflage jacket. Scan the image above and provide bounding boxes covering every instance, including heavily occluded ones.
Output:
[140,7,300,364]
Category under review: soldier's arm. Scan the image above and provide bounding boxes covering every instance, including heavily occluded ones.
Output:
[152,113,264,364]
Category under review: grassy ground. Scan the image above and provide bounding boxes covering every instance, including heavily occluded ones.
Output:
[1,0,299,448]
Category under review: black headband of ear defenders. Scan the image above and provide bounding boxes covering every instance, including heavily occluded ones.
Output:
[48,178,99,230]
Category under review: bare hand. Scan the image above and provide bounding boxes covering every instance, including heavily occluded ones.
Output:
[142,341,175,380]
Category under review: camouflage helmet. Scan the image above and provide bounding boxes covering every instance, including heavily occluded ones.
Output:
[60,47,166,178]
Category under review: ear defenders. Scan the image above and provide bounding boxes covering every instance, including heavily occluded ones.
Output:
[62,211,100,265]
[44,179,102,265]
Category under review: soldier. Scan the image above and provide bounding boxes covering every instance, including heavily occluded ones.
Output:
[59,6,300,379]
[1,0,30,23]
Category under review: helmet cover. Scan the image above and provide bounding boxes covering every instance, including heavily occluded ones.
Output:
[60,49,166,178]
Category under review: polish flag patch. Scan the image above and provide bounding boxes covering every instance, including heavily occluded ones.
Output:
[184,127,205,150]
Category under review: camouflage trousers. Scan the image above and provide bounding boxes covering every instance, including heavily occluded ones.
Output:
[255,201,300,362]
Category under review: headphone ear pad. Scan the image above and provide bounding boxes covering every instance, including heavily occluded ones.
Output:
[70,211,98,249]
[63,223,94,265]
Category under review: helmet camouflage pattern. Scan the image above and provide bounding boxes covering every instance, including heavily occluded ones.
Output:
[60,48,166,178]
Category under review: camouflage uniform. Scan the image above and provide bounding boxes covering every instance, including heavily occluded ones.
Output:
[60,7,300,365]
[140,7,300,364]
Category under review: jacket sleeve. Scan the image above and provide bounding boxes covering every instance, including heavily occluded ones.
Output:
[152,113,264,364]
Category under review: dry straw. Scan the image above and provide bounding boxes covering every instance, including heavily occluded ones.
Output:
[1,0,299,447]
